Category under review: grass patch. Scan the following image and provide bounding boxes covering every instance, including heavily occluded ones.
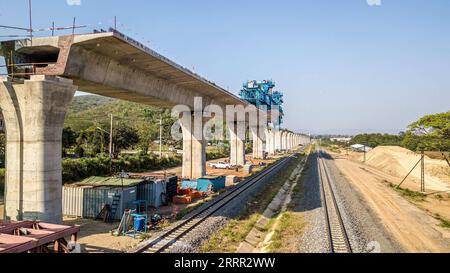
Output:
[268,156,310,252]
[432,213,450,229]
[388,183,427,202]
[439,218,450,229]
[200,155,302,253]
[267,211,305,253]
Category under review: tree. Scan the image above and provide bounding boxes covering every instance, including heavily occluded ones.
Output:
[137,122,159,154]
[62,127,77,157]
[350,133,403,148]
[404,111,450,151]
[113,123,140,155]
[84,125,109,155]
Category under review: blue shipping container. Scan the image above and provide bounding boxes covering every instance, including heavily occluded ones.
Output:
[196,176,226,192]
[137,179,167,208]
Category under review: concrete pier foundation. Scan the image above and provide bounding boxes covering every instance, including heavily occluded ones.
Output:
[180,111,206,179]
[0,76,77,223]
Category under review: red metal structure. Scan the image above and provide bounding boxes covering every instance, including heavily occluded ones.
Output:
[0,221,79,253]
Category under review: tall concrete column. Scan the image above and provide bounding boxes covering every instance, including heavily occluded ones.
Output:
[281,131,286,151]
[251,126,264,159]
[265,129,275,156]
[275,130,282,152]
[291,134,295,149]
[288,133,293,151]
[228,121,246,166]
[181,111,207,180]
[0,76,77,223]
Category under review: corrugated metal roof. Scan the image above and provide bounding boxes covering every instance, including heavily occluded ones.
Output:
[72,176,144,187]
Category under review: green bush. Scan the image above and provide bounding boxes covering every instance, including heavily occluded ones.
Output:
[206,150,229,161]
[62,154,182,183]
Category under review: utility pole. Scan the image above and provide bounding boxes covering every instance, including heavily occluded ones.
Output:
[109,114,113,158]
[28,0,33,45]
[72,17,76,35]
[363,146,366,163]
[421,150,425,193]
[159,114,163,158]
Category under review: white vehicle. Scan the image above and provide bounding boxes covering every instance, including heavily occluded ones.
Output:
[209,161,231,169]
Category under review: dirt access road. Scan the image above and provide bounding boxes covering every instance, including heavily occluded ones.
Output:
[330,151,450,252]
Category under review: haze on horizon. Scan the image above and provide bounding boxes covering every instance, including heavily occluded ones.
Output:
[1,0,449,135]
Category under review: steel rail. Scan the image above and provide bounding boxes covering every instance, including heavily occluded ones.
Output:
[134,154,296,253]
[317,148,352,253]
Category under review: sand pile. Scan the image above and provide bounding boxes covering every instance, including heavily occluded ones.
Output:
[365,146,450,192]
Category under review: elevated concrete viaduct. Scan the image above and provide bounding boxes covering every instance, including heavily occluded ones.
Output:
[0,31,307,223]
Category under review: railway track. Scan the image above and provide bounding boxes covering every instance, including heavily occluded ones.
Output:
[317,148,352,253]
[134,154,295,253]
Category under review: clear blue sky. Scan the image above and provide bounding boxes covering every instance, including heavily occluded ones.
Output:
[1,0,449,134]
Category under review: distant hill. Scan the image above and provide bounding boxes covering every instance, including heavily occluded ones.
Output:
[65,95,175,133]
[68,95,116,114]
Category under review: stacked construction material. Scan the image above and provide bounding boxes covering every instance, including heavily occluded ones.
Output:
[173,195,192,205]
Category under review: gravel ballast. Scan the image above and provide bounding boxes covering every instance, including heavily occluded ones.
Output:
[298,151,403,253]
[167,156,296,253]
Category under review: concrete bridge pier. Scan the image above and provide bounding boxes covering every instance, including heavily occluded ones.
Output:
[180,111,207,179]
[0,75,77,223]
[288,133,293,151]
[228,121,246,166]
[251,126,264,159]
[275,130,282,152]
[281,131,287,152]
[265,129,275,156]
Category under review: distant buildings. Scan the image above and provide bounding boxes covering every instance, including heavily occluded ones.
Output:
[330,137,352,143]
[350,144,372,152]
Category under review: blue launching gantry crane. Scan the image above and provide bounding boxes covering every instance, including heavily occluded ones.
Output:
[239,80,284,126]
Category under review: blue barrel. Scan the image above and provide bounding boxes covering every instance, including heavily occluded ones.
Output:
[134,216,146,232]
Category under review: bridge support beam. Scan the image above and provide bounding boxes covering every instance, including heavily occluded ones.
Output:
[180,111,207,179]
[228,121,246,167]
[0,76,77,224]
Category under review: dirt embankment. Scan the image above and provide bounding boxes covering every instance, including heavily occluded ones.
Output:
[329,146,450,252]
[348,146,450,193]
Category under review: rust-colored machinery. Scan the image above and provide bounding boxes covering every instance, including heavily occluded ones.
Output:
[0,221,80,253]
